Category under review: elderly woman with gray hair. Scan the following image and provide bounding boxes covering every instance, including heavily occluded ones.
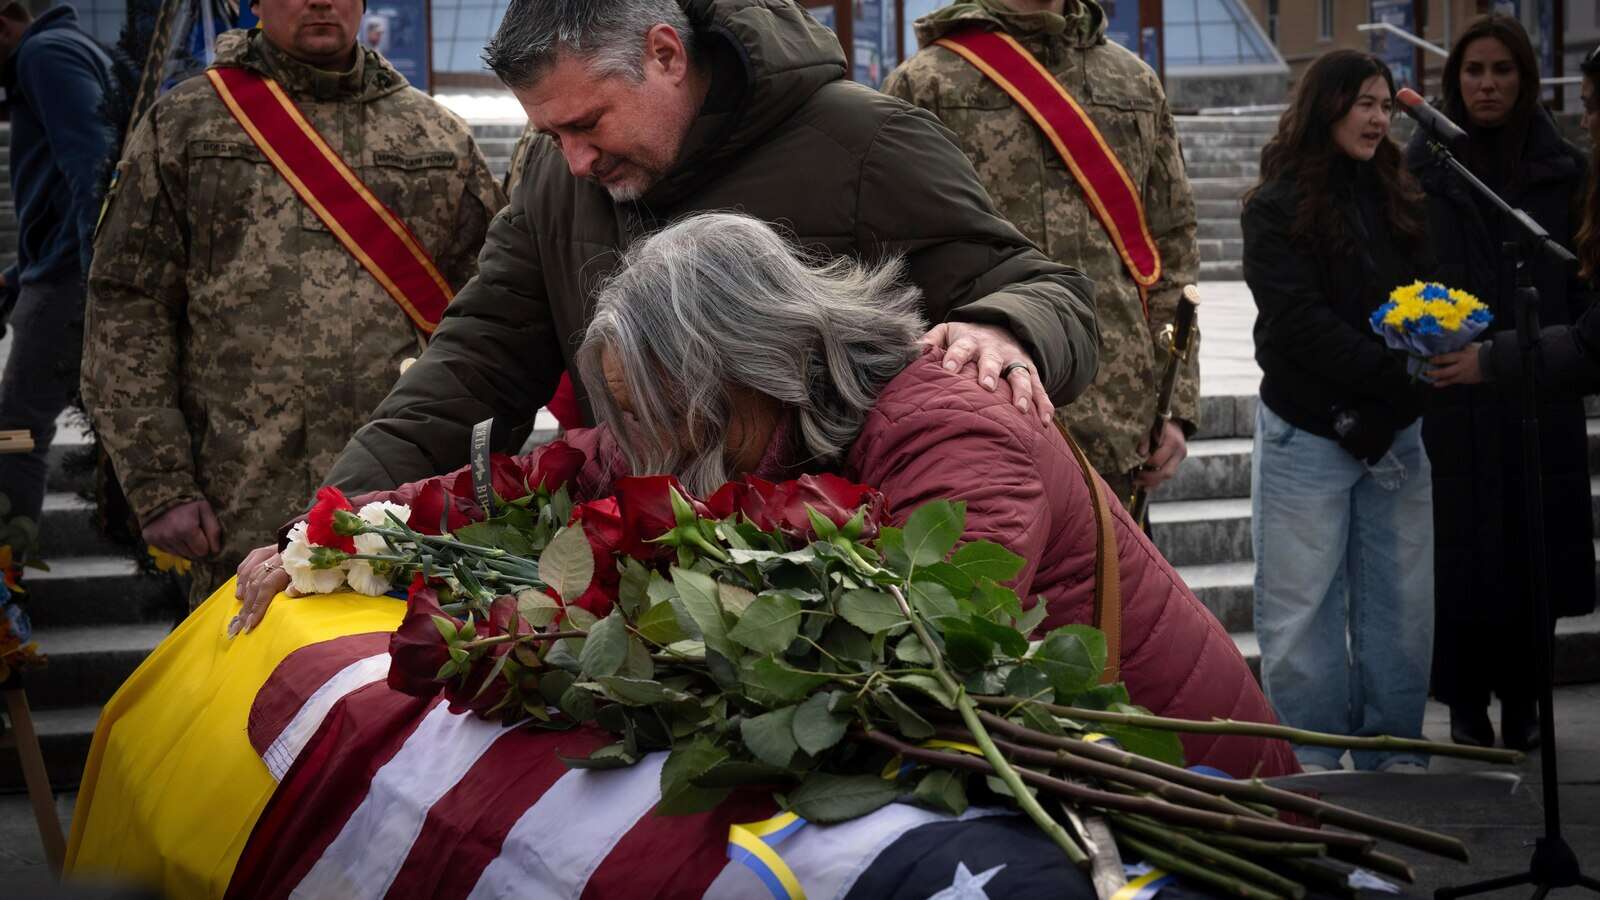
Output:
[242,212,1295,779]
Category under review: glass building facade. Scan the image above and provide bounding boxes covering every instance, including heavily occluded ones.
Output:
[1163,0,1279,69]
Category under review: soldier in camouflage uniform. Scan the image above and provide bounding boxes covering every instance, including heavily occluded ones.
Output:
[884,0,1200,507]
[82,3,505,607]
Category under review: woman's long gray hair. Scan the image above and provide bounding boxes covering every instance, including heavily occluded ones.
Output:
[576,213,927,494]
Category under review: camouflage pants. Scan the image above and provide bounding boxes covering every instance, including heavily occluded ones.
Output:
[189,555,246,610]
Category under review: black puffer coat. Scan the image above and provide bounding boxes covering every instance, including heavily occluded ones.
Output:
[1405,111,1596,623]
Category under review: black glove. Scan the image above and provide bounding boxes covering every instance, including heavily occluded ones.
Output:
[1332,405,1397,465]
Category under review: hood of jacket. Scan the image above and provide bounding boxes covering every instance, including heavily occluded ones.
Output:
[638,0,846,208]
[2,5,85,88]
[209,29,409,103]
[912,0,1106,51]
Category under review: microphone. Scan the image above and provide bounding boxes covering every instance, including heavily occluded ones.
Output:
[1396,87,1468,148]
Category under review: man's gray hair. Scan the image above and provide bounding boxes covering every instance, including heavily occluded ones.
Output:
[483,0,694,87]
[577,213,927,495]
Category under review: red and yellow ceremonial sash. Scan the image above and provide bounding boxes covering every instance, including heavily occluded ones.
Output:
[935,27,1162,301]
[206,66,452,336]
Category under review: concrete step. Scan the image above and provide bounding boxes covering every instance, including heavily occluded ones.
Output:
[1195,199,1244,220]
[1149,495,1251,568]
[1186,161,1259,180]
[43,416,95,497]
[475,137,517,162]
[1200,259,1243,281]
[1175,116,1279,134]
[1178,131,1271,149]
[1198,237,1243,262]
[1154,436,1251,502]
[0,705,98,792]
[24,623,170,710]
[1196,219,1242,240]
[1194,393,1257,441]
[1181,145,1262,163]
[37,493,122,559]
[23,556,181,629]
[469,122,527,141]
[1189,177,1254,202]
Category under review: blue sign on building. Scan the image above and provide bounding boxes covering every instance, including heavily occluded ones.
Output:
[362,0,431,92]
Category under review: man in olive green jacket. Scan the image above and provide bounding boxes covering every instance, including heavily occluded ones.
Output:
[884,0,1200,506]
[314,0,1100,501]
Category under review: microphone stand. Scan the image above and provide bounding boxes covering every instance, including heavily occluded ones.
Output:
[1419,138,1600,900]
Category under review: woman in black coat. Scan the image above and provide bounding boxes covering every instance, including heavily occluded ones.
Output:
[1406,14,1595,752]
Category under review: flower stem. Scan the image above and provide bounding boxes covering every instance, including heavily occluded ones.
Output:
[971,695,1523,766]
[1109,812,1308,899]
[461,630,587,649]
[884,585,1088,868]
[972,709,1469,863]
[1111,831,1285,900]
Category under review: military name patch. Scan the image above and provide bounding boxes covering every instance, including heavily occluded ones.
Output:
[189,140,266,160]
[372,151,457,170]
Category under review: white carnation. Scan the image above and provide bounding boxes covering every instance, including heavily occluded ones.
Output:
[345,560,393,597]
[359,501,412,529]
[282,522,348,594]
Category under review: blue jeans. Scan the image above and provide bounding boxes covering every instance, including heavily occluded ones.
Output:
[1252,402,1434,771]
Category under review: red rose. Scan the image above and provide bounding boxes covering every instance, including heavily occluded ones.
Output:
[614,475,710,559]
[706,477,776,527]
[407,479,479,535]
[444,593,527,716]
[489,454,529,503]
[570,498,625,617]
[307,486,357,553]
[520,441,586,494]
[764,474,886,542]
[387,575,460,697]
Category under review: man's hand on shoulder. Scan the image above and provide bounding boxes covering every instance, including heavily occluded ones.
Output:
[143,497,223,561]
[921,321,1053,427]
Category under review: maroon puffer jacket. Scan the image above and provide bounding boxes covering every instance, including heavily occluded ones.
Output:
[845,349,1296,778]
[345,348,1296,778]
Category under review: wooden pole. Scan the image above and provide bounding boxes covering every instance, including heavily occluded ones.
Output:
[2,687,65,872]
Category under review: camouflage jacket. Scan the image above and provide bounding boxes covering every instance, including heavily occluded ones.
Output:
[82,30,504,565]
[883,0,1200,478]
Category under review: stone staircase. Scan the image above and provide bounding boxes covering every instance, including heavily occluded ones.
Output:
[1177,115,1272,282]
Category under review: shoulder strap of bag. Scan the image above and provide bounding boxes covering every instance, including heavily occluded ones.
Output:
[205,66,453,338]
[1056,420,1122,684]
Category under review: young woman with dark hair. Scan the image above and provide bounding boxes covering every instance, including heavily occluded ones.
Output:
[1406,14,1594,752]
[1242,50,1434,773]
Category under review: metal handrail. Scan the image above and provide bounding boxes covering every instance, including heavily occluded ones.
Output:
[1357,22,1447,58]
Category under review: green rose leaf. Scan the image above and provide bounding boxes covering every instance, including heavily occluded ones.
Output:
[913,562,974,597]
[539,524,595,603]
[939,620,994,671]
[538,669,576,707]
[912,768,969,816]
[968,579,1023,623]
[1014,597,1049,635]
[908,581,961,622]
[728,591,804,655]
[819,621,873,672]
[453,521,534,556]
[617,558,652,619]
[788,772,901,824]
[694,760,796,789]
[836,589,906,634]
[901,500,966,568]
[893,673,956,709]
[1004,665,1055,704]
[636,600,690,646]
[620,635,655,680]
[792,691,851,756]
[740,705,802,768]
[658,740,733,816]
[670,567,736,660]
[874,526,911,572]
[558,682,596,721]
[894,633,933,666]
[1073,682,1133,710]
[1016,702,1066,736]
[950,541,1025,583]
[1029,627,1104,697]
[578,610,629,679]
[873,689,935,739]
[1051,625,1108,685]
[560,742,641,770]
[719,582,758,617]
[742,657,834,705]
[1099,706,1186,767]
[515,590,561,628]
[967,615,1029,658]
[594,676,692,706]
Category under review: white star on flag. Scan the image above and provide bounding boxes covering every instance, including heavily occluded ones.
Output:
[928,861,1006,899]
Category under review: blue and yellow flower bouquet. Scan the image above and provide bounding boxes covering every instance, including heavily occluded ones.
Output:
[1369,281,1494,379]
